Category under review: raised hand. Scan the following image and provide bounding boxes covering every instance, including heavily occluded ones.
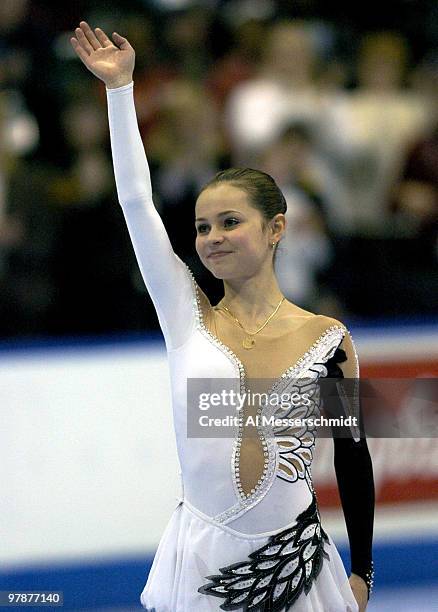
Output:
[70,21,135,89]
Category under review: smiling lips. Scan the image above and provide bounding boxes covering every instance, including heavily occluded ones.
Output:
[207,251,232,259]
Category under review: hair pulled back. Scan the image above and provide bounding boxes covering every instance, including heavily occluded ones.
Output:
[199,168,287,225]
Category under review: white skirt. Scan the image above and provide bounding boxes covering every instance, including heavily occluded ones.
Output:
[140,499,359,612]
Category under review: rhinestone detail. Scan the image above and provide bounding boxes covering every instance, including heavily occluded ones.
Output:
[186,266,279,524]
[364,560,375,598]
[185,266,348,525]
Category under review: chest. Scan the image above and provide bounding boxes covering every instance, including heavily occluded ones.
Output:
[206,309,322,381]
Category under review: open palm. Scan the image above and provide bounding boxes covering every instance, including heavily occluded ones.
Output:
[70,21,135,88]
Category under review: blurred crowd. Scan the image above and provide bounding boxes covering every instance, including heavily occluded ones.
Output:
[0,0,437,339]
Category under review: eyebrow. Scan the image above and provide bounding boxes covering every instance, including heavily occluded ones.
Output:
[195,210,241,222]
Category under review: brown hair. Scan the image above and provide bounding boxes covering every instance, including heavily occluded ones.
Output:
[199,168,287,226]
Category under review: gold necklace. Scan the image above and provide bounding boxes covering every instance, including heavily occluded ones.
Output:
[218,297,285,349]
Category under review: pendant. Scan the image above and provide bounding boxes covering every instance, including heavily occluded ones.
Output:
[243,336,256,349]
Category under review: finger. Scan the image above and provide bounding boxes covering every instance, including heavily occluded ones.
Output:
[79,20,101,50]
[70,37,92,64]
[112,32,133,51]
[94,27,113,48]
[74,27,94,55]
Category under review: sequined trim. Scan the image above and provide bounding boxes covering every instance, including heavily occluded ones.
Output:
[364,560,375,599]
[267,326,347,393]
[185,266,348,524]
[185,266,277,524]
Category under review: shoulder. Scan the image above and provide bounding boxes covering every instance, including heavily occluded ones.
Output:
[297,313,348,339]
[315,315,359,376]
[282,301,348,330]
[281,303,348,337]
[314,314,347,334]
[304,315,359,375]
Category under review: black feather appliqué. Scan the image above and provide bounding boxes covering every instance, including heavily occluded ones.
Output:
[198,494,330,611]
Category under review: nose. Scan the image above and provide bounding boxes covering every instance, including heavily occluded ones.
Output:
[206,227,225,245]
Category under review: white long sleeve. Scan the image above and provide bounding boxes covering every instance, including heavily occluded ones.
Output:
[106,82,196,351]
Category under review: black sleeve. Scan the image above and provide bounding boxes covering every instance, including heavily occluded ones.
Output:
[325,347,375,600]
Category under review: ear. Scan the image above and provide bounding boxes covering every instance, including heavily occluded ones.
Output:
[270,213,286,241]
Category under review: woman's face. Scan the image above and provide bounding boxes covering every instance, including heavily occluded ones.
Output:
[195,183,274,280]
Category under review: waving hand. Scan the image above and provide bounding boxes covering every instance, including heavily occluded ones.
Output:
[70,21,135,89]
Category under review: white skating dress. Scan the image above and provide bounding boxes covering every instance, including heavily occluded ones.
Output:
[106,82,362,612]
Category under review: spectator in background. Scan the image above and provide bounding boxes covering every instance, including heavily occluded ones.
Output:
[149,78,230,301]
[391,126,438,255]
[0,93,27,279]
[2,6,438,339]
[0,0,39,188]
[0,0,46,336]
[258,122,338,315]
[161,6,216,82]
[384,55,438,315]
[47,93,151,335]
[107,12,179,141]
[0,116,57,337]
[206,17,266,110]
[314,32,437,318]
[0,0,64,165]
[390,51,438,246]
[320,31,433,238]
[225,20,327,166]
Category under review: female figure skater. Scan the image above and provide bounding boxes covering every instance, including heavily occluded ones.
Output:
[71,22,374,612]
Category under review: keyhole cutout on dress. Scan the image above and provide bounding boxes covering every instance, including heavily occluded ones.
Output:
[197,285,344,499]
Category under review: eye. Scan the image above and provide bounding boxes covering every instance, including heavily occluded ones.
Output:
[196,223,210,234]
[196,217,240,234]
[223,217,239,228]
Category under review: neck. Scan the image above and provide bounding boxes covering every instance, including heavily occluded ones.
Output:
[218,267,284,326]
